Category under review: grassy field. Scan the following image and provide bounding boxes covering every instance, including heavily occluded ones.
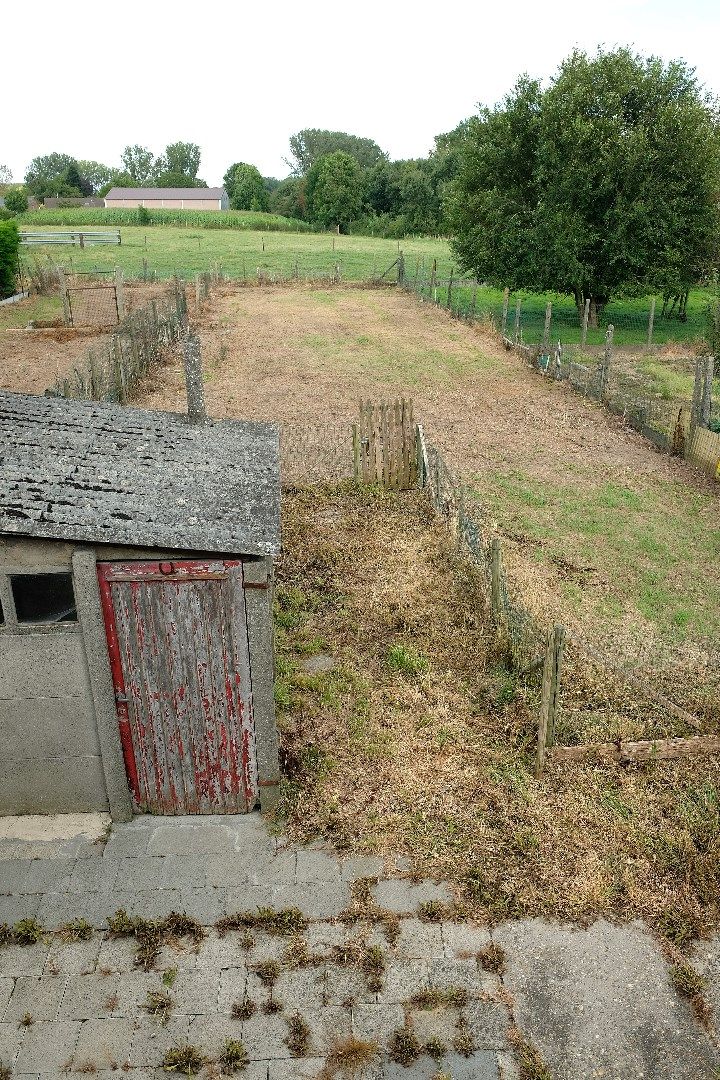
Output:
[427,280,715,348]
[0,293,61,329]
[15,219,717,346]
[17,225,454,284]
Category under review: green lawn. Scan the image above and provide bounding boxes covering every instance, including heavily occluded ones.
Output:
[0,294,61,329]
[477,466,720,645]
[423,280,715,348]
[17,225,453,284]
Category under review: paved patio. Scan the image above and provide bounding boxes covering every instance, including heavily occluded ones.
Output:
[0,814,717,1079]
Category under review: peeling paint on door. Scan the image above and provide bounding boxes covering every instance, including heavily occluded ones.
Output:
[97,560,258,814]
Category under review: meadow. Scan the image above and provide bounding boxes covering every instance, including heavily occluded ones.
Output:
[16,217,715,349]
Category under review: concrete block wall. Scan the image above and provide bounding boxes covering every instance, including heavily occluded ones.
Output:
[0,538,110,815]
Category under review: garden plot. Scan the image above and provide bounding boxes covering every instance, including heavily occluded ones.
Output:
[135,285,720,665]
[0,282,168,396]
[276,484,720,939]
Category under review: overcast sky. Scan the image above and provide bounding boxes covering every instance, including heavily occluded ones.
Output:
[4,0,720,186]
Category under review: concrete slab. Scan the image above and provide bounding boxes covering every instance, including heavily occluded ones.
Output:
[373,879,453,914]
[494,918,720,1079]
[4,975,67,1022]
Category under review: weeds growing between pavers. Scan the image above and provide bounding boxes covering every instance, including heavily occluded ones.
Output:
[285,1012,312,1057]
[409,988,468,1010]
[670,960,715,1031]
[231,997,258,1020]
[321,1035,380,1077]
[162,1043,207,1074]
[388,1027,422,1065]
[216,907,306,937]
[508,1027,554,1080]
[275,485,720,943]
[476,942,506,975]
[107,909,205,969]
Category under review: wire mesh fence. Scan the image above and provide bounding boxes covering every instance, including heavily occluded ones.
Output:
[48,280,188,402]
[406,264,715,349]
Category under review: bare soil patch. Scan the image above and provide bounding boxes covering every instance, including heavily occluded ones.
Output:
[0,282,169,396]
[135,286,719,659]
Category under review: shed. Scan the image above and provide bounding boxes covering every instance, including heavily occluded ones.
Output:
[0,390,281,820]
[104,187,229,211]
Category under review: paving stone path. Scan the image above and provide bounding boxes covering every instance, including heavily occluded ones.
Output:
[0,814,717,1079]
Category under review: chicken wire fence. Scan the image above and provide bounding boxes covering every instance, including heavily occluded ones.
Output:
[48,280,188,402]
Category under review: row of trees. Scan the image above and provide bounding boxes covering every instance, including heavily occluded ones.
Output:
[222,128,463,235]
[3,48,719,312]
[1,143,208,204]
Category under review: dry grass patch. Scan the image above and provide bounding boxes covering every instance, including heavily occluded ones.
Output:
[277,484,720,939]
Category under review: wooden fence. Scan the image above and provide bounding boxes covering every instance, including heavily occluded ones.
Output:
[353,399,418,490]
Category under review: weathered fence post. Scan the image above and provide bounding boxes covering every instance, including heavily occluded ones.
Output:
[415,423,429,488]
[599,324,614,401]
[501,287,510,337]
[194,273,201,314]
[470,283,478,321]
[115,268,125,321]
[447,268,454,313]
[430,258,437,292]
[397,251,405,286]
[535,625,566,778]
[646,297,656,351]
[183,334,206,424]
[352,424,361,481]
[58,267,71,327]
[581,297,590,347]
[542,302,552,349]
[513,298,522,345]
[490,537,504,624]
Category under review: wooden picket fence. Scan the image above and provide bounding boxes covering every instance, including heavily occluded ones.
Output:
[353,399,418,490]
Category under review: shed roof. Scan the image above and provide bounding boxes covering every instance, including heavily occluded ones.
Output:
[104,187,226,201]
[0,391,280,556]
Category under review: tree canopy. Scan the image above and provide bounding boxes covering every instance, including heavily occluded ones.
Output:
[288,129,387,175]
[24,153,92,199]
[306,151,365,231]
[120,146,155,184]
[223,162,269,211]
[446,49,720,319]
[160,141,201,180]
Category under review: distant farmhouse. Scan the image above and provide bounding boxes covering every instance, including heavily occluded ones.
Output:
[104,187,229,211]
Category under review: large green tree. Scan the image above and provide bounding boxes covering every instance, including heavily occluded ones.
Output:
[288,129,387,175]
[223,162,269,211]
[77,160,114,194]
[120,145,155,184]
[269,176,307,220]
[306,151,364,231]
[24,153,85,199]
[160,142,201,180]
[447,49,720,323]
[0,219,19,299]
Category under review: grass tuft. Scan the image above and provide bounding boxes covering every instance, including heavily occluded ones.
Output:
[231,998,257,1020]
[326,1035,379,1075]
[161,1043,206,1074]
[409,986,468,1010]
[477,942,506,974]
[217,1039,247,1074]
[58,919,93,942]
[417,900,454,923]
[424,1037,447,1059]
[386,644,428,677]
[145,989,174,1024]
[509,1027,553,1080]
[11,918,46,946]
[252,959,281,987]
[285,1012,311,1057]
[388,1027,421,1065]
[107,910,205,970]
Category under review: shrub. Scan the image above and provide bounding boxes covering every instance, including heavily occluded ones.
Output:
[5,189,28,215]
[0,219,19,298]
[136,205,151,225]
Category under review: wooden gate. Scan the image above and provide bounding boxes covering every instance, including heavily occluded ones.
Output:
[353,399,418,489]
[97,559,258,815]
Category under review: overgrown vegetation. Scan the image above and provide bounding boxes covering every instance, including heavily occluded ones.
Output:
[275,485,720,941]
[161,1044,207,1074]
[0,218,19,299]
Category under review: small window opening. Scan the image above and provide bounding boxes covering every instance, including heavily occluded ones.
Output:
[10,573,77,624]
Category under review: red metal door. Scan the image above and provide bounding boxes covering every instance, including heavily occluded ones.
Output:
[97,560,258,814]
